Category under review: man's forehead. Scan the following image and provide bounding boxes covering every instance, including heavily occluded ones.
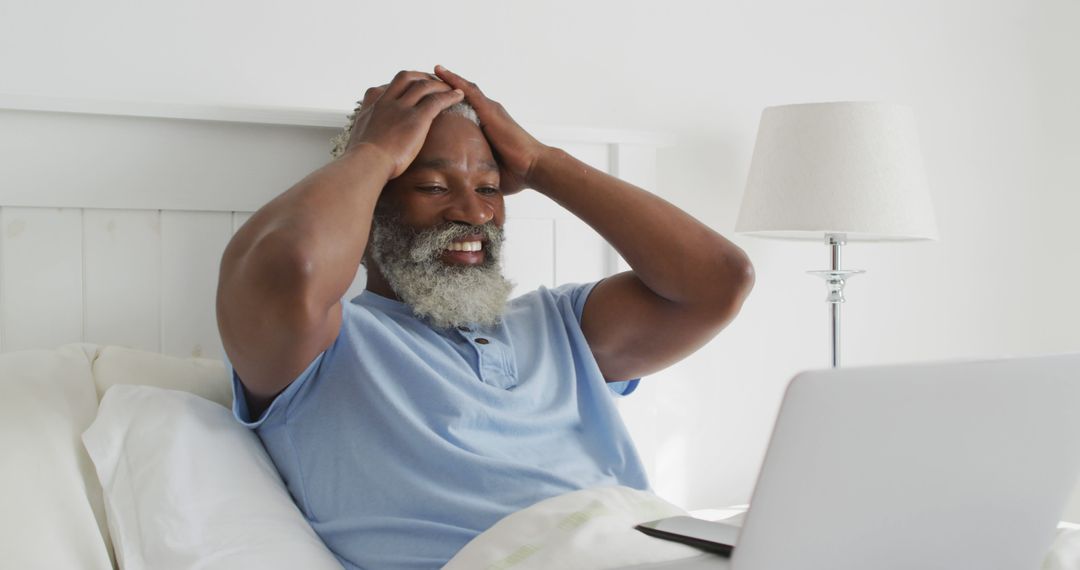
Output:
[410,157,499,173]
[408,113,498,173]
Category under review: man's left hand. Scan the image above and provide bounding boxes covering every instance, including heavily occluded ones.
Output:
[433,65,549,195]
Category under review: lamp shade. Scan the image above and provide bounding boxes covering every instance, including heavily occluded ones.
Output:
[736,102,938,241]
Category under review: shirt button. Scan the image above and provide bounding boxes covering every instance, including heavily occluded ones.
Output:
[475,338,490,345]
[457,326,472,332]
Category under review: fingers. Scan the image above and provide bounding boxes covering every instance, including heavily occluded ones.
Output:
[383,70,442,100]
[417,88,465,119]
[433,65,489,103]
[363,70,456,114]
[397,78,453,107]
[360,84,388,108]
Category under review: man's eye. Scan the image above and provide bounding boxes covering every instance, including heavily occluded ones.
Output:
[417,186,448,194]
[477,187,501,195]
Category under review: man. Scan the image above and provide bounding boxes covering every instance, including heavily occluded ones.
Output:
[217,66,754,569]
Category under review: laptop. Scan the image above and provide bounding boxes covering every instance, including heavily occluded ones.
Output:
[627,353,1080,570]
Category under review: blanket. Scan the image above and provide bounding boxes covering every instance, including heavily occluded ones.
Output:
[443,486,723,570]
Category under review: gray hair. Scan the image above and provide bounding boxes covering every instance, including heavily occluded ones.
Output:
[330,101,480,159]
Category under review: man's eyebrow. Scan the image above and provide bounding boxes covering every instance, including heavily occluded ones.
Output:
[411,158,500,173]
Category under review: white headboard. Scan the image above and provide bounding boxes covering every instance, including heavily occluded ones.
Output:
[0,97,666,362]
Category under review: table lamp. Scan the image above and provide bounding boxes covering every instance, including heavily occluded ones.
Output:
[735,102,938,367]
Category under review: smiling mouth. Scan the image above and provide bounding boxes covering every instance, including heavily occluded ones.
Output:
[446,240,483,252]
[441,239,487,265]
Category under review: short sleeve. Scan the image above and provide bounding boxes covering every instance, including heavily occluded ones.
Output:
[226,303,349,429]
[557,280,641,397]
[228,351,327,429]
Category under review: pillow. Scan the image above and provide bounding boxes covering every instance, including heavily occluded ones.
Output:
[82,385,342,569]
[1043,523,1080,570]
[0,344,113,570]
[92,344,231,407]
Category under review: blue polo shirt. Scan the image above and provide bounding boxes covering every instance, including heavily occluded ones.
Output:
[229,282,649,570]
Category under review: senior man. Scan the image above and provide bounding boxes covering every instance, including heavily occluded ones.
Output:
[216,66,754,569]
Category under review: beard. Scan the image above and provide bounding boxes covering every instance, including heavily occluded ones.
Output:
[368,215,514,329]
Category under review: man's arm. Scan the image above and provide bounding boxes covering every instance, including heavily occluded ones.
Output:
[529,149,754,381]
[434,66,754,382]
[216,71,465,413]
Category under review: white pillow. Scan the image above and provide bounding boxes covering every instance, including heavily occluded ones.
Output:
[0,344,113,570]
[92,344,231,408]
[1043,523,1080,570]
[82,385,342,569]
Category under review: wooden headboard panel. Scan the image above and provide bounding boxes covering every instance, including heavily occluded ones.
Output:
[0,98,664,360]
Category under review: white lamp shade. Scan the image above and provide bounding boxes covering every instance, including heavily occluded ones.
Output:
[736,102,938,241]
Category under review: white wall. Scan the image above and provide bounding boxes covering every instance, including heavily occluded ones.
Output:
[3,0,1078,515]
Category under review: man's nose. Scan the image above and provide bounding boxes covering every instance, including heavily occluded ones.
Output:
[444,190,495,226]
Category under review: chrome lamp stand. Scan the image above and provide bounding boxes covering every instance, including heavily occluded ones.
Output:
[807,233,864,368]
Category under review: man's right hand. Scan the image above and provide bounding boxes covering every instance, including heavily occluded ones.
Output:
[343,70,465,179]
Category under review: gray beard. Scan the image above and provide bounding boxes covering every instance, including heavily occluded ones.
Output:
[369,216,514,329]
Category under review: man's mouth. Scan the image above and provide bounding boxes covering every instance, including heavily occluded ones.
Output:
[441,237,486,265]
[446,240,483,252]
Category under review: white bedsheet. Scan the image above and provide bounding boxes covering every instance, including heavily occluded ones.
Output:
[444,486,723,570]
[444,486,1080,570]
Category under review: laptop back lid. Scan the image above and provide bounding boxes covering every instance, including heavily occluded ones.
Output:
[733,353,1080,570]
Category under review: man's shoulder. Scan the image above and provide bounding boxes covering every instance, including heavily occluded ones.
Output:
[511,282,596,303]
[506,282,599,323]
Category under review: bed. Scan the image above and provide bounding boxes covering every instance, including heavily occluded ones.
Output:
[1,98,1077,569]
